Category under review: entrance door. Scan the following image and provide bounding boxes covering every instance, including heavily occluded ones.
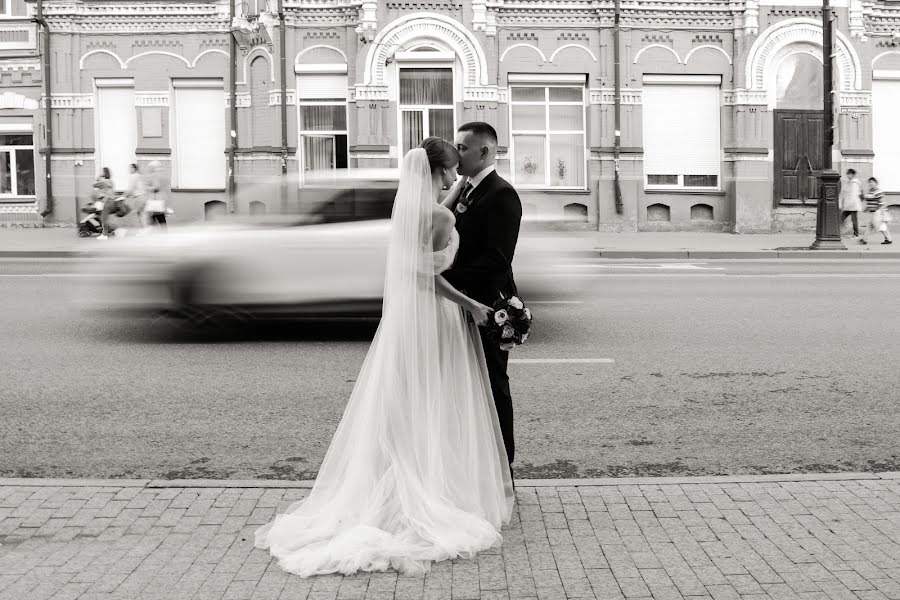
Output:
[774,110,825,205]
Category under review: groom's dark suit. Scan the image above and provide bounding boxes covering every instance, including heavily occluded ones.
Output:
[443,168,522,467]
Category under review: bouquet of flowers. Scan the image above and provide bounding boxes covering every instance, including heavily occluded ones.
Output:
[485,294,532,351]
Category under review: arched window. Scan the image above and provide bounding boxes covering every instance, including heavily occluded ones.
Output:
[249,56,271,148]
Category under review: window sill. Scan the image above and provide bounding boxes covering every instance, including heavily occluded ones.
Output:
[776,200,819,207]
[0,197,37,203]
[171,188,226,193]
[517,188,590,195]
[644,189,726,196]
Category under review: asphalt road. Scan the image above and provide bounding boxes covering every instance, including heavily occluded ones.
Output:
[1,258,899,481]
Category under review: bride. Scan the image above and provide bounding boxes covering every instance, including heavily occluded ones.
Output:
[254,137,515,577]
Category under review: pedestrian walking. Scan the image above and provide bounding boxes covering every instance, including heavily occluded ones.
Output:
[839,168,863,238]
[144,160,168,230]
[94,167,116,240]
[860,176,893,245]
[121,163,147,235]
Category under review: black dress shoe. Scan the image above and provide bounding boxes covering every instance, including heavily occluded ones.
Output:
[883,240,893,245]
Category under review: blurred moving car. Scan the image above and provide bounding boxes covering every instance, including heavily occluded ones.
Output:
[77,171,588,323]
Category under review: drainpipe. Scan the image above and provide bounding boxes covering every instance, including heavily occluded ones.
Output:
[612,0,623,215]
[34,0,53,217]
[228,0,238,212]
[278,0,288,212]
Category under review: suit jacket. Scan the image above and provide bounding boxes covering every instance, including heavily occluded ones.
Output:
[443,170,523,307]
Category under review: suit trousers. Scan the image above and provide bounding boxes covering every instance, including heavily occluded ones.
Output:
[479,326,514,467]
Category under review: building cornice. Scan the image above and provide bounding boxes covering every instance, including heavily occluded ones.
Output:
[37,0,231,33]
[28,0,900,39]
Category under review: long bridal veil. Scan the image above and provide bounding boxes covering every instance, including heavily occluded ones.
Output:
[255,148,513,577]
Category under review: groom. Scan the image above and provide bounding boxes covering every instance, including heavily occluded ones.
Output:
[444,122,523,475]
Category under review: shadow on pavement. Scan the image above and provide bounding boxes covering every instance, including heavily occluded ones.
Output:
[104,315,381,344]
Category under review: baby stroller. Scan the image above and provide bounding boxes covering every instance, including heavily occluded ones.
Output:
[77,193,129,237]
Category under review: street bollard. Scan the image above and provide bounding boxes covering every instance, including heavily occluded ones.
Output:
[810,169,846,250]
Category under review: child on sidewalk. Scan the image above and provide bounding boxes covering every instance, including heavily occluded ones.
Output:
[861,176,893,245]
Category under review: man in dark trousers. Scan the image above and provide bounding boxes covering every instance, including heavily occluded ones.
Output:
[443,122,523,479]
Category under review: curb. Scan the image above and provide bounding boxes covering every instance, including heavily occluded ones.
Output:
[5,249,900,260]
[1,472,898,489]
[595,250,900,259]
[0,251,79,259]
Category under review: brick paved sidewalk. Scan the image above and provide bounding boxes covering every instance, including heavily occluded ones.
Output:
[1,473,899,600]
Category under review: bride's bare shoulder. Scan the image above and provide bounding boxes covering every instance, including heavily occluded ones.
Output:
[432,204,455,228]
[431,205,455,251]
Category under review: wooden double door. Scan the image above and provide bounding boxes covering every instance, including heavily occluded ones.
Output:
[774,110,825,205]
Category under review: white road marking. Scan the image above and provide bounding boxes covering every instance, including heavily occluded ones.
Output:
[0,273,127,278]
[553,263,725,270]
[527,300,584,304]
[539,273,900,278]
[509,358,615,364]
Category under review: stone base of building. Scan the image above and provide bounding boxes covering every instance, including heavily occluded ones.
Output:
[772,207,819,233]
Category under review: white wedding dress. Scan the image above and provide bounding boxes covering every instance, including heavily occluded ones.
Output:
[254,148,515,578]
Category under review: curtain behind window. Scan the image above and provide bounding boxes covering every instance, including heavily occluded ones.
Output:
[400,69,452,105]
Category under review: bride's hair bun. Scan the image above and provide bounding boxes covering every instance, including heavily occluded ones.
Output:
[420,137,459,172]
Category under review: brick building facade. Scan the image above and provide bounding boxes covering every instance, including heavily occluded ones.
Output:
[2,0,900,231]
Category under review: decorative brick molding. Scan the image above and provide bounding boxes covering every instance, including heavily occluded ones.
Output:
[0,59,40,72]
[40,1,230,33]
[227,93,252,108]
[135,92,170,107]
[723,89,768,106]
[268,89,296,106]
[0,91,39,110]
[464,86,500,102]
[746,18,862,109]
[506,32,537,42]
[41,94,94,109]
[354,0,377,42]
[838,90,872,106]
[472,0,496,36]
[590,88,642,105]
[352,85,388,101]
[363,13,488,87]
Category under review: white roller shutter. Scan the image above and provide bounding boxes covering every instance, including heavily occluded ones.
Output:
[297,74,347,100]
[642,80,721,186]
[873,78,900,192]
[96,83,137,191]
[173,81,225,189]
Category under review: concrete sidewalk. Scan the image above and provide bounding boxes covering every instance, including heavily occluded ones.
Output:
[2,226,900,259]
[1,472,899,600]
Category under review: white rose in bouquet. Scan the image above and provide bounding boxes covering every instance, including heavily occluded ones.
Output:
[523,307,532,320]
[521,332,529,343]
[501,325,516,339]
[493,309,509,325]
[508,296,524,310]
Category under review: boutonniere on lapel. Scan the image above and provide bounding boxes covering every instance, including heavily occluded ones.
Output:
[455,181,474,215]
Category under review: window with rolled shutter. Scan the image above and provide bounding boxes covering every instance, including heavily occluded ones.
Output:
[296,71,348,177]
[642,76,721,190]
[173,80,226,189]
[297,74,347,101]
[95,80,137,191]
[873,77,900,192]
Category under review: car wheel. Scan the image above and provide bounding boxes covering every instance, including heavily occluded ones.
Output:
[169,265,255,335]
